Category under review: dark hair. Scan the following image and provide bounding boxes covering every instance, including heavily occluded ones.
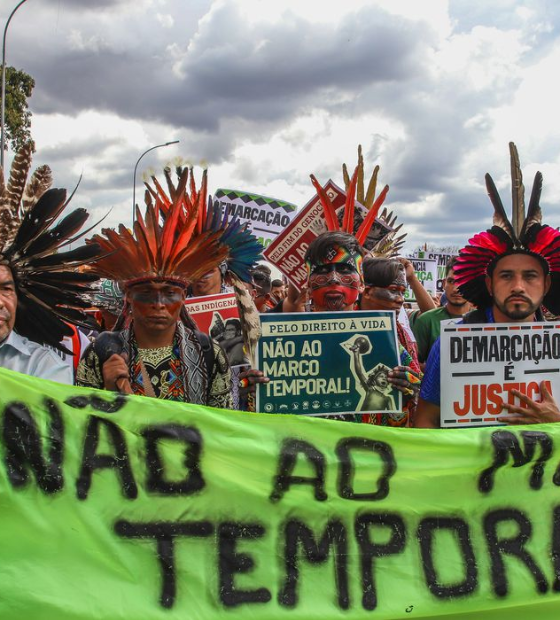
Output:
[252,269,271,295]
[446,257,459,276]
[304,231,365,266]
[225,318,242,335]
[271,279,283,288]
[362,258,404,287]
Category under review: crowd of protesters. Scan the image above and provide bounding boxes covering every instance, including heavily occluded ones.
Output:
[1,141,560,427]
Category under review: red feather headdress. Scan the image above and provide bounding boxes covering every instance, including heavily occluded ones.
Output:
[309,146,405,256]
[454,142,560,313]
[88,167,228,287]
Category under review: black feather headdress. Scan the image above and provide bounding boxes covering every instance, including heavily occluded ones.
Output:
[0,144,102,351]
[454,142,560,313]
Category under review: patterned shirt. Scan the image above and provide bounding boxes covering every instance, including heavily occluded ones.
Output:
[76,324,232,409]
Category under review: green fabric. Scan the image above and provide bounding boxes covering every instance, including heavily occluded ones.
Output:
[1,366,560,619]
[412,306,453,362]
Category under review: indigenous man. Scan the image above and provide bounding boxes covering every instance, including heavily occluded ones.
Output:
[76,167,246,408]
[303,230,420,423]
[415,143,560,427]
[0,144,101,384]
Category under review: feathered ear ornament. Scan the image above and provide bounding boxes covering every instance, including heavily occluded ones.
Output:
[454,141,560,313]
[0,143,102,352]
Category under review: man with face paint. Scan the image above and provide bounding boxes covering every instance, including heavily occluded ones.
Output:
[75,167,244,409]
[305,232,365,312]
[302,232,420,424]
[76,277,232,408]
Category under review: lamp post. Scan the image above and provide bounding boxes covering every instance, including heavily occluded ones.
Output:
[1,0,29,169]
[132,140,179,223]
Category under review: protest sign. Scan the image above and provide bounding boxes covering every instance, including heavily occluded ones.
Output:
[440,322,560,427]
[213,189,297,249]
[1,367,560,619]
[256,311,401,416]
[184,292,246,367]
[415,251,457,293]
[264,180,393,289]
[403,258,437,302]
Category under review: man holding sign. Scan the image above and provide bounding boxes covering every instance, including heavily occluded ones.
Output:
[415,143,560,427]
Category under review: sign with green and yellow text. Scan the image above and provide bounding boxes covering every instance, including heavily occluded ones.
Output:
[1,367,560,619]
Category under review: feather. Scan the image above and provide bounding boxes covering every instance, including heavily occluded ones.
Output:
[520,172,543,240]
[310,174,338,231]
[364,165,380,210]
[486,173,516,242]
[355,185,389,245]
[230,272,261,368]
[509,142,525,238]
[21,165,53,213]
[356,145,365,205]
[342,165,359,233]
[3,142,33,215]
[9,188,67,256]
[342,163,350,190]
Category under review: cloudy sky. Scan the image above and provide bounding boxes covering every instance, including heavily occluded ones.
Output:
[3,0,560,253]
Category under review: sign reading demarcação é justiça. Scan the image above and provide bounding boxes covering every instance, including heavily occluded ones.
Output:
[256,311,401,416]
[440,322,560,427]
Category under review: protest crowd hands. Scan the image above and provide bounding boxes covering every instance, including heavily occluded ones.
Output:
[102,353,133,394]
[388,365,420,397]
[238,368,269,395]
[282,283,308,313]
[501,382,560,425]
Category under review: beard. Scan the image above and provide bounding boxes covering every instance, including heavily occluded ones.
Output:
[494,295,540,320]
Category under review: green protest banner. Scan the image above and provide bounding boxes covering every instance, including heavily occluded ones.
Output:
[1,366,560,619]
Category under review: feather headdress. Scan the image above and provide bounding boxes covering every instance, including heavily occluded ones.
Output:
[454,142,560,313]
[145,165,263,364]
[342,145,405,255]
[89,167,231,286]
[310,145,396,253]
[0,143,102,351]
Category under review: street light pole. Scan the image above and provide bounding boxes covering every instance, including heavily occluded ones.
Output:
[132,140,179,224]
[1,0,29,169]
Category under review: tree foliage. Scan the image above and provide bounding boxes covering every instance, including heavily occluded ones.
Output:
[1,66,35,152]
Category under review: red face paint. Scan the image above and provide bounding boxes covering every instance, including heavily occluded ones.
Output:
[309,264,362,311]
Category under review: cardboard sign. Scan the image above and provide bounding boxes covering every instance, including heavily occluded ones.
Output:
[440,322,560,427]
[415,251,458,293]
[264,180,393,290]
[403,258,437,302]
[185,293,247,367]
[213,189,297,249]
[256,311,401,416]
[2,367,560,619]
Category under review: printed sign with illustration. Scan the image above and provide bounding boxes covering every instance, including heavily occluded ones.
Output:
[440,322,560,427]
[256,311,401,416]
[1,367,560,619]
[213,189,297,249]
[184,292,247,367]
[264,180,394,290]
[403,258,437,302]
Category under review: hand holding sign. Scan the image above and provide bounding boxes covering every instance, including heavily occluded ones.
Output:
[501,381,560,424]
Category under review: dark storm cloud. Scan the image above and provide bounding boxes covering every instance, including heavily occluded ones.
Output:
[41,0,133,8]
[15,2,434,134]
